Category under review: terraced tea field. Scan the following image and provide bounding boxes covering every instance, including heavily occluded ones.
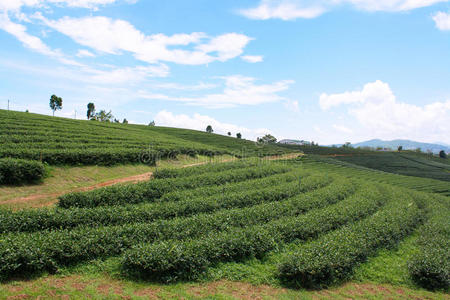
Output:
[0,159,448,299]
[332,152,450,182]
[0,110,288,165]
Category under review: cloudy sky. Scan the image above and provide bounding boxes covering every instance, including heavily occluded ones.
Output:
[1,0,449,144]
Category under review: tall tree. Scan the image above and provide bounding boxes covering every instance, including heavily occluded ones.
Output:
[148,120,155,126]
[122,118,128,124]
[206,125,213,133]
[439,150,447,159]
[49,95,62,116]
[236,133,242,139]
[398,146,403,152]
[87,102,95,120]
[227,132,231,136]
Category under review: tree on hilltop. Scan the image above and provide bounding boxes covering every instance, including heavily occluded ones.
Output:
[95,110,113,122]
[49,95,62,116]
[206,125,213,133]
[257,134,277,145]
[87,102,95,120]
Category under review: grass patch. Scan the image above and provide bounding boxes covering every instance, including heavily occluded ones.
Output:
[352,233,420,287]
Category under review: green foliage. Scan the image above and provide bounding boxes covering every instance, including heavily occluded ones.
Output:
[0,110,289,165]
[278,144,373,155]
[236,133,242,139]
[0,171,330,233]
[94,110,114,122]
[409,201,450,290]
[58,164,292,208]
[49,94,62,116]
[439,150,447,159]
[277,191,423,288]
[121,182,388,282]
[86,102,95,120]
[257,134,277,145]
[206,125,213,133]
[0,158,447,292]
[0,158,46,185]
[299,156,450,196]
[0,172,337,280]
[332,153,450,182]
[153,160,256,179]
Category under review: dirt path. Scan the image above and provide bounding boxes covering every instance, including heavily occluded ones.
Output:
[3,153,300,208]
[2,172,155,208]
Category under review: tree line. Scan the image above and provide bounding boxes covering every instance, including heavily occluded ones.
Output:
[49,95,155,126]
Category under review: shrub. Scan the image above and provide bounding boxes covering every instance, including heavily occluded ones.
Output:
[58,164,292,208]
[0,176,355,280]
[120,182,390,282]
[0,172,326,233]
[409,201,450,290]
[277,190,423,288]
[153,160,256,179]
[0,158,46,185]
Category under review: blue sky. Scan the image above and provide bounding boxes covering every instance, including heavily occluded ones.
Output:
[1,0,449,144]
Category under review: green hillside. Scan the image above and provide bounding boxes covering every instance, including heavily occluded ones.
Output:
[279,143,450,182]
[332,152,450,182]
[0,110,289,165]
[0,159,448,296]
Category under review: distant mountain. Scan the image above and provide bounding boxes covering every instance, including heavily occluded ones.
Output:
[352,139,450,154]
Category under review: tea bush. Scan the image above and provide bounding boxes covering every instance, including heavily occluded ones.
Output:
[0,158,46,185]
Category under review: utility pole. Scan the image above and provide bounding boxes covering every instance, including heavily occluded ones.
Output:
[7,99,10,111]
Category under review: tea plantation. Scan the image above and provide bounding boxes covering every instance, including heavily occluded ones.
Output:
[0,110,288,165]
[0,158,448,295]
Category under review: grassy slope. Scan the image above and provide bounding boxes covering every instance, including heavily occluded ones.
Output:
[0,110,288,165]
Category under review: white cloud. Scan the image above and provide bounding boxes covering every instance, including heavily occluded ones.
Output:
[343,0,449,12]
[320,80,450,143]
[86,64,169,84]
[239,0,449,20]
[76,49,95,57]
[152,82,217,91]
[333,124,353,134]
[433,11,450,30]
[0,57,168,86]
[140,75,294,108]
[154,110,272,141]
[239,0,326,20]
[0,13,54,55]
[319,80,389,110]
[36,15,252,65]
[241,55,264,63]
[0,13,81,65]
[0,0,124,11]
